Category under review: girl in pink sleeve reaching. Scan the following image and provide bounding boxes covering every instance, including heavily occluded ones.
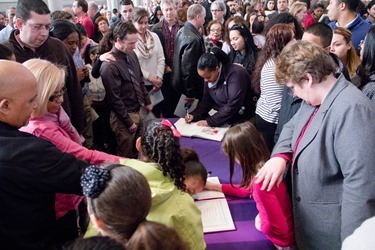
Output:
[207,121,295,249]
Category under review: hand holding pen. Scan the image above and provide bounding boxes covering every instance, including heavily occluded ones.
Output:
[184,103,194,123]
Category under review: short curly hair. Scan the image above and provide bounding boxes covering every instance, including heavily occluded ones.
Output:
[275,40,336,86]
[141,119,186,191]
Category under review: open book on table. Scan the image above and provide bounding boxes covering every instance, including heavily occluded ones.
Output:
[174,118,230,142]
[193,177,236,233]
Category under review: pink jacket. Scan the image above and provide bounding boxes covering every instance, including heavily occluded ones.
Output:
[20,108,121,218]
[253,180,295,247]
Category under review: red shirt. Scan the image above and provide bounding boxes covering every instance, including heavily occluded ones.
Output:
[253,180,295,247]
[74,13,94,39]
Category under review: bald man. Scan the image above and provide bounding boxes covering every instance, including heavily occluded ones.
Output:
[0,61,89,249]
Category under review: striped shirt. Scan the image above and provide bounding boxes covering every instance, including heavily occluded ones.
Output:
[255,58,284,124]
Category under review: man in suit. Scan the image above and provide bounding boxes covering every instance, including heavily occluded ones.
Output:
[256,40,375,249]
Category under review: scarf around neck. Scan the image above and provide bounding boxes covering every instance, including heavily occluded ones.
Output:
[136,30,155,59]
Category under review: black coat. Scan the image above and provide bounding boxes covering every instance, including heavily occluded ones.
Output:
[0,122,88,250]
[191,63,255,126]
[172,22,205,99]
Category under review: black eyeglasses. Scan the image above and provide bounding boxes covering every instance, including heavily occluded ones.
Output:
[49,87,67,102]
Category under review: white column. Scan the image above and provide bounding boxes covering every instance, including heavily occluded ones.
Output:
[46,0,64,11]
[107,0,119,11]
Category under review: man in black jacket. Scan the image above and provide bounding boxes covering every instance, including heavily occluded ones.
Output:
[0,60,89,250]
[172,4,206,104]
[2,0,84,134]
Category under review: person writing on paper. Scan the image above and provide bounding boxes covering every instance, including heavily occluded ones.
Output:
[205,121,295,248]
[255,41,375,249]
[185,47,254,127]
[132,8,165,117]
[121,119,206,250]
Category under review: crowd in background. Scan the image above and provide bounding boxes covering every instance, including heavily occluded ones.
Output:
[0,0,375,248]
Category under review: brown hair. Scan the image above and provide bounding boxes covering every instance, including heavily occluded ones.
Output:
[252,23,294,94]
[91,166,152,242]
[206,19,223,35]
[222,122,269,187]
[275,40,336,86]
[126,221,187,250]
[332,27,361,77]
[95,15,109,26]
[132,8,149,23]
[223,16,248,44]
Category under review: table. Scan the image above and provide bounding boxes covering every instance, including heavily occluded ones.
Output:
[178,135,274,249]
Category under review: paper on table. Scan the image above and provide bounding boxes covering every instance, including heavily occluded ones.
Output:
[174,118,230,142]
[195,199,236,233]
[149,89,164,106]
[173,94,199,118]
[193,177,225,200]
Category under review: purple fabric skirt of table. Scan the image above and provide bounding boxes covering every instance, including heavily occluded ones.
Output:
[178,134,275,250]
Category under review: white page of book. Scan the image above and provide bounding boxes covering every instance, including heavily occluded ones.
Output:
[174,118,229,142]
[195,198,236,233]
[193,177,225,200]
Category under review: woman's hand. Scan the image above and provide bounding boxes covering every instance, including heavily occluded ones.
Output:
[99,52,116,62]
[197,120,208,126]
[254,157,287,191]
[77,67,88,81]
[205,181,222,192]
[148,75,163,89]
[185,114,194,123]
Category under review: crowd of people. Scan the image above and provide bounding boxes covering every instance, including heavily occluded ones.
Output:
[0,0,374,249]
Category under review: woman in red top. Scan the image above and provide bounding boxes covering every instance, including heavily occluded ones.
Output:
[206,121,295,248]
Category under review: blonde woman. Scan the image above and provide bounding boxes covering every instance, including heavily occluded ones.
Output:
[20,58,122,244]
[330,27,361,78]
[289,2,308,28]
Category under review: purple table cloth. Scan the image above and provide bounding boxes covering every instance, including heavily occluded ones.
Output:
[175,122,275,250]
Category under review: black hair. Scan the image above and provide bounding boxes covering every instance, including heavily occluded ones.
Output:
[298,0,311,9]
[75,22,88,37]
[113,21,138,41]
[149,6,162,25]
[340,0,360,11]
[51,10,73,22]
[357,26,375,89]
[198,47,230,71]
[251,16,264,34]
[16,0,50,22]
[184,161,208,185]
[98,28,114,54]
[305,22,333,48]
[113,8,118,14]
[141,119,186,191]
[368,0,375,9]
[181,148,207,186]
[63,236,125,250]
[50,19,82,48]
[356,0,367,17]
[120,0,135,7]
[0,44,14,60]
[264,12,304,39]
[228,23,258,74]
[76,0,89,13]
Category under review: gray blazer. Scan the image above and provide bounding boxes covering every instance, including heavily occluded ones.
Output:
[273,74,375,250]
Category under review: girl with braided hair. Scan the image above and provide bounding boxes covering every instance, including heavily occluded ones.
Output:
[122,119,206,250]
[79,164,185,249]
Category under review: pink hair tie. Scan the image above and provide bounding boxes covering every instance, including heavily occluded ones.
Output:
[161,119,181,138]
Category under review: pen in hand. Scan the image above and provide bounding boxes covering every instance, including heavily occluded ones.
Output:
[184,103,192,123]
